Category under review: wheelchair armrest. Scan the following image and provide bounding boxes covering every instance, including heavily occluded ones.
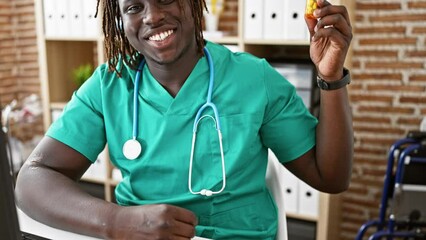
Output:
[355,220,385,240]
[407,131,426,142]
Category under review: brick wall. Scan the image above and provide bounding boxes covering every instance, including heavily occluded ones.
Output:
[0,1,16,106]
[342,0,426,239]
[0,0,39,106]
[0,0,42,140]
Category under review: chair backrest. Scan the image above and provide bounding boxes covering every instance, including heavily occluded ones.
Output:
[391,142,426,222]
[266,149,288,240]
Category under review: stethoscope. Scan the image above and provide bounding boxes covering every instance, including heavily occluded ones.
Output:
[122,47,226,197]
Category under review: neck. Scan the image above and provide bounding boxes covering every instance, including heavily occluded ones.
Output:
[145,46,203,97]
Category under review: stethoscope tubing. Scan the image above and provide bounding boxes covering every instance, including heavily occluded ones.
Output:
[133,59,146,140]
[128,47,226,196]
[188,47,226,196]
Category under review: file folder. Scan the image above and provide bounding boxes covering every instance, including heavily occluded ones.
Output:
[42,0,57,37]
[56,0,70,37]
[283,0,308,40]
[263,0,284,40]
[298,180,319,217]
[266,149,289,240]
[83,0,100,38]
[69,0,84,37]
[272,63,313,89]
[282,166,299,214]
[244,0,264,39]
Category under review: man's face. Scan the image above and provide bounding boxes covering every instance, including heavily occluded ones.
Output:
[118,0,197,65]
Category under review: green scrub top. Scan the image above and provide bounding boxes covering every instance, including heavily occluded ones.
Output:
[47,41,318,239]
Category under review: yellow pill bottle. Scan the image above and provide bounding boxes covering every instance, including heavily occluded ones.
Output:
[305,0,318,19]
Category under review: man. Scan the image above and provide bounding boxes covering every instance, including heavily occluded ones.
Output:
[16,0,353,239]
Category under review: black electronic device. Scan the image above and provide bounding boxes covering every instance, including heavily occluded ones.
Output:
[0,110,49,240]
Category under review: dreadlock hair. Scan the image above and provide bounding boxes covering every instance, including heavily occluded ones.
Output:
[95,0,208,77]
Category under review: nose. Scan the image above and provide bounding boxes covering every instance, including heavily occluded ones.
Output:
[142,3,166,26]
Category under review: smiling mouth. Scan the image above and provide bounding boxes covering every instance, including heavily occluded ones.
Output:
[148,30,174,41]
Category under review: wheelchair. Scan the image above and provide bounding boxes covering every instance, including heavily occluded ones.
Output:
[355,131,426,240]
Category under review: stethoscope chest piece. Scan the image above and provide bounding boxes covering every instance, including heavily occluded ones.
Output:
[123,139,142,160]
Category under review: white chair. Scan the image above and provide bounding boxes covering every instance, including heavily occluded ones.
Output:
[266,149,289,240]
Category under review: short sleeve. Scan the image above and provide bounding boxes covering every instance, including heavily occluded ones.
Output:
[46,65,107,162]
[260,60,318,163]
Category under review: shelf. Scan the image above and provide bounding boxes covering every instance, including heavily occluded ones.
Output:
[45,36,99,42]
[45,41,97,103]
[50,102,67,109]
[204,35,240,45]
[107,179,120,187]
[244,39,310,46]
[286,212,318,222]
[80,176,106,185]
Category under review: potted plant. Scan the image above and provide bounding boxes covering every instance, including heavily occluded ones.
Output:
[71,63,93,88]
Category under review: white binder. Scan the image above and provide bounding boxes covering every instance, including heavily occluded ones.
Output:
[243,0,264,39]
[282,166,299,214]
[83,0,100,38]
[283,0,308,40]
[266,149,289,240]
[272,63,313,89]
[56,0,70,37]
[42,0,57,38]
[68,0,84,37]
[298,180,319,217]
[263,0,284,40]
[296,89,311,108]
[83,148,107,180]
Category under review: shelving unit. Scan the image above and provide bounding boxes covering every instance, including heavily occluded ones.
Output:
[35,0,353,239]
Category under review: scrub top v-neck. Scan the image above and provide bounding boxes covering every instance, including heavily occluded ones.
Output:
[46,41,318,239]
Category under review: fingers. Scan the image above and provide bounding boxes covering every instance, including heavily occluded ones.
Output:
[306,0,352,43]
[314,14,352,42]
[172,205,198,226]
[316,0,351,27]
[162,205,198,238]
[172,220,197,238]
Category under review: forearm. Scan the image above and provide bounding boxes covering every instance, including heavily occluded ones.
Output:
[315,86,353,193]
[15,162,119,239]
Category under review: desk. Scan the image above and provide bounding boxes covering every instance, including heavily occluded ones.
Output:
[18,208,102,240]
[18,208,209,240]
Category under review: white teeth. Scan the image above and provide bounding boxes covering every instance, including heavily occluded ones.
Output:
[149,30,173,41]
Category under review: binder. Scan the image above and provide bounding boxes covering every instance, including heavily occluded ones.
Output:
[68,0,84,37]
[272,63,314,109]
[83,149,107,180]
[55,0,70,37]
[272,63,313,89]
[83,0,100,38]
[266,149,289,240]
[296,89,311,108]
[263,0,284,40]
[243,0,264,39]
[298,180,319,217]
[282,166,299,214]
[42,0,57,37]
[283,0,308,40]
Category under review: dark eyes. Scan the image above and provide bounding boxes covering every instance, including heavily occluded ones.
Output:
[158,0,175,4]
[126,5,143,14]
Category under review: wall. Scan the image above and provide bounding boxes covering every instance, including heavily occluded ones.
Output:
[0,0,42,140]
[0,1,16,106]
[1,0,425,239]
[0,1,39,106]
[342,0,426,239]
